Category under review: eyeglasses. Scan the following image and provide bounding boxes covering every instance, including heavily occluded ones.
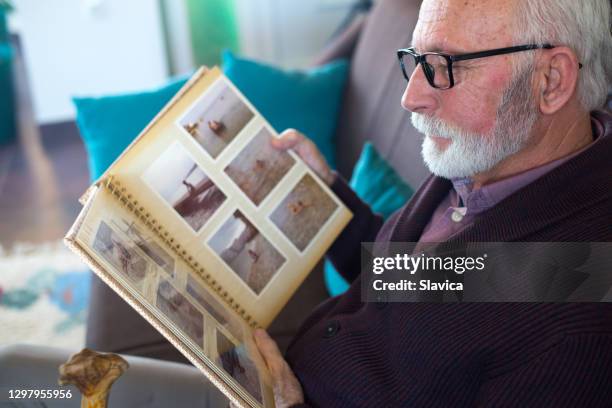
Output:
[397,44,581,90]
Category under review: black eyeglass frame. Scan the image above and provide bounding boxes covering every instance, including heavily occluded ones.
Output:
[397,44,581,89]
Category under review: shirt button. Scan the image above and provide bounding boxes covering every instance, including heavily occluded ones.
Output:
[323,320,341,338]
[451,210,464,223]
[374,292,388,308]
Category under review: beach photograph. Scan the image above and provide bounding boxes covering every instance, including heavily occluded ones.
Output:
[225,127,295,206]
[208,210,285,295]
[270,174,338,251]
[143,143,226,232]
[179,79,254,159]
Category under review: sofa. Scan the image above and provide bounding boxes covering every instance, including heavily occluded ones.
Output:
[0,344,228,407]
[85,0,428,362]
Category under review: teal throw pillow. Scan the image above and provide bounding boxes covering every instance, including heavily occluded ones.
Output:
[74,54,348,181]
[324,143,414,296]
[74,75,189,181]
[222,50,348,168]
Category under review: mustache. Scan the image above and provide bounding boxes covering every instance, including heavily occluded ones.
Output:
[411,112,457,140]
[410,113,472,140]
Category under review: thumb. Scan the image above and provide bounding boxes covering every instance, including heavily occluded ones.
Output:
[253,329,284,376]
[253,329,305,407]
[272,129,304,150]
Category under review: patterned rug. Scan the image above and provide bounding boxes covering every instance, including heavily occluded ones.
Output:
[0,241,90,349]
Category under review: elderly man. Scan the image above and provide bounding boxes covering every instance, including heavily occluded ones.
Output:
[252,0,612,406]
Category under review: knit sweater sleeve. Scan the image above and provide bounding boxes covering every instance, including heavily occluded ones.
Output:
[326,173,384,284]
[475,333,612,407]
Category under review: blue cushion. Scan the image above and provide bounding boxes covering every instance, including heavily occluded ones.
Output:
[324,143,414,296]
[74,54,348,181]
[74,76,189,180]
[222,50,348,168]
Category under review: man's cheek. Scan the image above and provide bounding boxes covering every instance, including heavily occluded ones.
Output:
[443,102,496,135]
[456,85,500,133]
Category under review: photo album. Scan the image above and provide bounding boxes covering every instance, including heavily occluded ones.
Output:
[64,66,353,407]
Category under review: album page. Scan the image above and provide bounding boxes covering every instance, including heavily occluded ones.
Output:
[66,186,275,408]
[86,66,353,328]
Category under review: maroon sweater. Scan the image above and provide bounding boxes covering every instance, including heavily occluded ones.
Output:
[285,111,612,408]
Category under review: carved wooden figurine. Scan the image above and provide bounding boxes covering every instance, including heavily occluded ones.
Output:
[58,348,129,408]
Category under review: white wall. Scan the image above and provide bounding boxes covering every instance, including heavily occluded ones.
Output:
[160,0,194,75]
[160,0,355,73]
[234,0,356,68]
[10,0,168,124]
[9,0,360,124]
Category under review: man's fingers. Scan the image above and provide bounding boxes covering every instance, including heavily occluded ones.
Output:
[272,128,335,186]
[272,129,304,150]
[273,129,319,164]
[254,328,282,357]
[254,329,285,376]
[253,329,305,407]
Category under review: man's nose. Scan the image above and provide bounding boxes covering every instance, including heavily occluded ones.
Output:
[400,65,437,114]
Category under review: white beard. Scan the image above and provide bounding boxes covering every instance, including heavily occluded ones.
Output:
[411,65,539,179]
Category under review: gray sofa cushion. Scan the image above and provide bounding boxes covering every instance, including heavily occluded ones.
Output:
[334,0,428,188]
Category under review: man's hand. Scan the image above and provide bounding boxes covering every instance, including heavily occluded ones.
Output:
[272,129,336,186]
[253,328,305,407]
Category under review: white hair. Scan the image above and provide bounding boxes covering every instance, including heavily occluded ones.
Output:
[514,0,612,111]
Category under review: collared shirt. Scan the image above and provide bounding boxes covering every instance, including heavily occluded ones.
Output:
[419,116,606,243]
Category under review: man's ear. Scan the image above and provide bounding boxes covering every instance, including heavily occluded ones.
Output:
[536,46,581,115]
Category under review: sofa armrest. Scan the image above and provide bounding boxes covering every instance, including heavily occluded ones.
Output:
[311,13,369,66]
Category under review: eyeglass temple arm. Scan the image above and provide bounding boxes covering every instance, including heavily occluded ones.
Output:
[450,44,582,68]
[450,44,554,62]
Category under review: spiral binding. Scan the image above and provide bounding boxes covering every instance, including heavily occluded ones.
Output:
[104,176,258,328]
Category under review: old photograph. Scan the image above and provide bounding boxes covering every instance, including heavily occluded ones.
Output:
[156,279,205,347]
[143,143,226,232]
[270,174,338,251]
[225,127,295,206]
[186,274,241,334]
[114,219,175,277]
[216,329,263,404]
[93,220,149,287]
[180,79,254,158]
[208,210,285,295]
